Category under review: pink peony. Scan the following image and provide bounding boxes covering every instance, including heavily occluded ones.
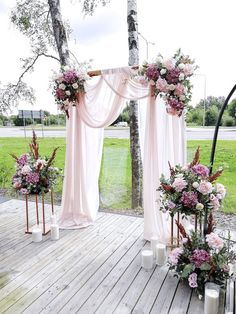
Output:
[172,177,187,192]
[209,194,220,210]
[206,232,224,250]
[156,78,168,92]
[168,247,183,265]
[174,83,185,97]
[197,181,213,195]
[216,183,226,199]
[163,58,176,70]
[183,64,194,76]
[188,272,198,288]
[192,164,209,177]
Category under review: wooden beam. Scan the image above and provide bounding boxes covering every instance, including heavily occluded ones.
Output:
[87,65,139,77]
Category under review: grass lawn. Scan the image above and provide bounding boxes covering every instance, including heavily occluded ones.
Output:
[0,137,235,213]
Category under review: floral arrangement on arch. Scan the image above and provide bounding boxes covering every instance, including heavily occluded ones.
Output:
[11,131,60,195]
[168,216,236,296]
[158,147,226,217]
[53,64,90,118]
[137,49,197,117]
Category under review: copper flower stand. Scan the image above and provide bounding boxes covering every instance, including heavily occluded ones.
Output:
[25,190,54,235]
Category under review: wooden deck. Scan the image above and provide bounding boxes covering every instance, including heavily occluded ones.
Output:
[0,199,225,314]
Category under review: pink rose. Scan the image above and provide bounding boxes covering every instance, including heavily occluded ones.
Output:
[197,181,213,195]
[172,177,187,192]
[206,232,224,250]
[188,272,198,288]
[156,78,168,92]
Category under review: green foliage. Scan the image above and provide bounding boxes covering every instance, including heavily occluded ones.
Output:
[228,98,236,118]
[205,105,218,126]
[222,116,235,127]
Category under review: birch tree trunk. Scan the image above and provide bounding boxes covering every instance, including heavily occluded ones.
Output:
[47,0,70,66]
[127,0,143,208]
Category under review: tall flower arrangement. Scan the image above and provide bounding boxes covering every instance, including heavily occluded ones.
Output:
[158,148,226,217]
[168,216,236,296]
[11,131,60,195]
[53,64,90,118]
[137,49,197,116]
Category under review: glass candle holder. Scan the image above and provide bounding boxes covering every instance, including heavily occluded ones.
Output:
[204,282,220,314]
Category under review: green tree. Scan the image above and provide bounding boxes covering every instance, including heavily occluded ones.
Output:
[228,99,236,119]
[205,105,218,126]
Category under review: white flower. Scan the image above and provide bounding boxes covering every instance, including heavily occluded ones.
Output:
[168,84,176,91]
[21,165,32,175]
[59,83,66,90]
[216,183,226,199]
[196,203,204,210]
[197,181,213,195]
[179,73,185,81]
[178,63,185,70]
[63,65,70,71]
[179,95,186,101]
[65,90,71,96]
[192,182,199,189]
[72,83,79,89]
[156,57,163,64]
[160,69,166,75]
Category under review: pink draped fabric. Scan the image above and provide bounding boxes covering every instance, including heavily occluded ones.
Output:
[59,67,186,243]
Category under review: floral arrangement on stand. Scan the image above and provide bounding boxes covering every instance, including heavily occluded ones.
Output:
[168,216,236,296]
[53,64,90,118]
[11,131,60,195]
[158,147,226,217]
[137,49,198,116]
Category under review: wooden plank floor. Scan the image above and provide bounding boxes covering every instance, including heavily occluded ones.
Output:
[0,199,223,314]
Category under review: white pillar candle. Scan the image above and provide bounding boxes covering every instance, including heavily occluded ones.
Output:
[150,236,158,258]
[204,283,220,314]
[141,250,153,269]
[155,244,166,266]
[229,280,234,313]
[51,224,59,240]
[50,213,57,224]
[32,226,42,242]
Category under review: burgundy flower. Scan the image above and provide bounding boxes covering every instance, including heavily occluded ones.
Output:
[167,98,184,111]
[26,172,40,184]
[56,89,66,100]
[166,68,181,84]
[191,249,210,267]
[181,191,198,208]
[145,64,160,81]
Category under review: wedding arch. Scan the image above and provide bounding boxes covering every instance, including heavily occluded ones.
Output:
[58,66,186,243]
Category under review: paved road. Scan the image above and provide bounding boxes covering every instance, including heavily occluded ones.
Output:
[0,127,236,140]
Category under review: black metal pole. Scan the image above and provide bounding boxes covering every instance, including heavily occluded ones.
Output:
[204,84,236,236]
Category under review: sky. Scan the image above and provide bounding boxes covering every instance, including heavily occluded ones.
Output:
[0,0,236,114]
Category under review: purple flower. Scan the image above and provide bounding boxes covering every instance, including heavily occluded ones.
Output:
[191,249,210,267]
[145,64,160,81]
[172,177,187,192]
[192,164,209,177]
[188,272,198,288]
[17,154,28,166]
[63,70,78,83]
[167,98,185,111]
[20,188,28,195]
[26,172,40,184]
[181,191,198,208]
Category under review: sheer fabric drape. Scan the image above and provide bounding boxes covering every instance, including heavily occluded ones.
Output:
[59,67,186,243]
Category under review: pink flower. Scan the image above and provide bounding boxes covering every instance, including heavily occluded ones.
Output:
[168,201,175,209]
[169,247,183,265]
[183,64,194,76]
[163,58,176,70]
[216,183,226,199]
[20,188,28,195]
[21,165,32,175]
[17,154,28,166]
[172,177,187,192]
[206,232,224,250]
[192,164,209,177]
[188,272,198,288]
[174,83,185,97]
[13,182,21,189]
[209,194,220,210]
[145,64,160,81]
[26,172,40,184]
[156,78,168,92]
[197,181,213,195]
